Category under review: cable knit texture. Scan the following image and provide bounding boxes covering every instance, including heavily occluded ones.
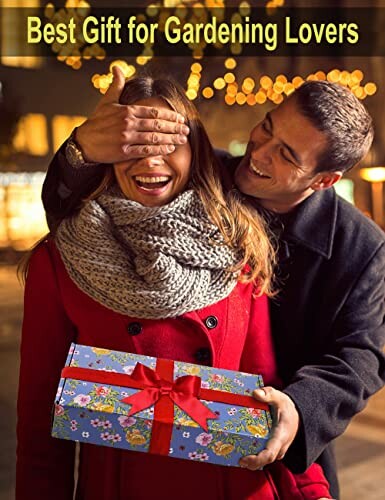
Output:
[55,188,240,318]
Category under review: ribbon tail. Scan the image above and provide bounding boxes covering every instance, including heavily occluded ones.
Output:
[121,388,159,416]
[173,394,218,431]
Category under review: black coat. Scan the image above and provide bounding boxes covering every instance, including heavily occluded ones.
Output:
[270,186,385,497]
[219,153,385,498]
[42,147,385,499]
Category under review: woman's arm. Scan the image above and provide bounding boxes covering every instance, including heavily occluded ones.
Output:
[16,242,77,500]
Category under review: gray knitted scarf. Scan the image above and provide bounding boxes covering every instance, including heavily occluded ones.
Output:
[55,188,240,319]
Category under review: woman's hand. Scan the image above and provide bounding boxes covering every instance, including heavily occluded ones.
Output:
[76,66,190,164]
[239,387,300,470]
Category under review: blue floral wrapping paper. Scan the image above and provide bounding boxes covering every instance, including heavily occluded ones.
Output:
[52,343,272,467]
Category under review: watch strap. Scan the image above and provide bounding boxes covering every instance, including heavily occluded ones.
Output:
[65,128,97,169]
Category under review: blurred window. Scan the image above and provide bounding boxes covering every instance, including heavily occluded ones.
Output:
[13,113,48,156]
[334,178,355,205]
[0,172,47,250]
[1,0,42,68]
[52,115,86,152]
[228,140,247,157]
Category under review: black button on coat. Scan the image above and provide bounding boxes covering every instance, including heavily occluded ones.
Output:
[194,347,211,364]
[127,322,142,336]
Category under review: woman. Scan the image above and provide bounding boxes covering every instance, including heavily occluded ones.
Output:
[17,76,331,499]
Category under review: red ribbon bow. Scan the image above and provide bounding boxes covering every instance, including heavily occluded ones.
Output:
[121,362,217,431]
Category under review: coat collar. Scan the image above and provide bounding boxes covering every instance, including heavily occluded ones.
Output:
[221,154,338,260]
[281,188,338,260]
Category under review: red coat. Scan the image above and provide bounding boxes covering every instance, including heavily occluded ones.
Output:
[17,241,331,500]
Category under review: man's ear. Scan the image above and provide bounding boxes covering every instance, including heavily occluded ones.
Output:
[310,171,343,191]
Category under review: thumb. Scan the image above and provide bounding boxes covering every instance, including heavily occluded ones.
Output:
[102,65,126,104]
[252,386,275,402]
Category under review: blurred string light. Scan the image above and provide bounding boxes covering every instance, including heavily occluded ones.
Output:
[199,62,377,105]
[43,0,284,90]
[92,60,136,94]
[45,0,157,70]
[185,61,202,100]
[265,0,285,15]
[139,1,227,61]
[45,0,286,70]
[44,0,106,70]
[90,0,220,95]
[94,59,376,106]
[83,2,375,104]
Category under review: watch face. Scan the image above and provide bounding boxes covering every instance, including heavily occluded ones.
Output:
[66,140,83,168]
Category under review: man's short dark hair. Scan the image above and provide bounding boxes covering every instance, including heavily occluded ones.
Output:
[292,81,374,173]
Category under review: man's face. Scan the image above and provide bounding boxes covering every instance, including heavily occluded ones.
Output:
[234,97,330,213]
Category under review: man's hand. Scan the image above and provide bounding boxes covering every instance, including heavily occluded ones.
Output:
[75,66,190,164]
[239,387,300,470]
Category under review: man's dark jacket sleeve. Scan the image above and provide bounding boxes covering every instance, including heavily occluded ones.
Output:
[284,242,385,470]
[269,190,385,496]
[42,142,106,231]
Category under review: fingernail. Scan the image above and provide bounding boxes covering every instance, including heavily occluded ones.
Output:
[178,115,185,123]
[179,136,187,143]
[182,125,190,134]
[167,145,175,152]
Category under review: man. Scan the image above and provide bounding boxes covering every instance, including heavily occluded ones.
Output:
[42,68,385,499]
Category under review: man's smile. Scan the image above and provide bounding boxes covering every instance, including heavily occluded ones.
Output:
[249,160,272,179]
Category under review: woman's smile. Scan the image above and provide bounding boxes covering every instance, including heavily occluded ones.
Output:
[132,172,173,195]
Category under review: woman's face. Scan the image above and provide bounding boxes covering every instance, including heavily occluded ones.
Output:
[114,97,192,207]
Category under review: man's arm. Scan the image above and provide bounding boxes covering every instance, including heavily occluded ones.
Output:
[42,141,106,231]
[237,232,385,481]
[283,241,385,472]
[42,66,190,230]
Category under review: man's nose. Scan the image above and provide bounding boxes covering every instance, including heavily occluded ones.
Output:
[250,139,273,164]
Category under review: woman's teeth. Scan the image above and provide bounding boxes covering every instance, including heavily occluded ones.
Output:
[134,175,171,189]
[135,176,169,183]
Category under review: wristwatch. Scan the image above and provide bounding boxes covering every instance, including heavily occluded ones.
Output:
[65,129,96,169]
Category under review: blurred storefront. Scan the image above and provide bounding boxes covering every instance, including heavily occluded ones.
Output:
[0,172,47,251]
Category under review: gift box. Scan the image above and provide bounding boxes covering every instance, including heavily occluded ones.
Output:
[52,343,272,467]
